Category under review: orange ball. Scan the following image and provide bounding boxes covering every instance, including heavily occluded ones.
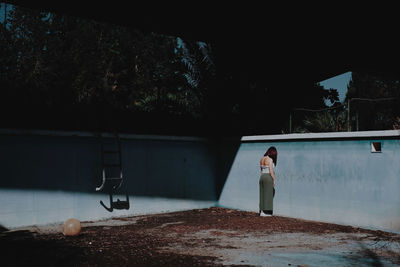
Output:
[62,218,81,236]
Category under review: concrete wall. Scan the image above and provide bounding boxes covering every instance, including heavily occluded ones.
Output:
[0,129,219,228]
[218,130,400,232]
[2,128,399,232]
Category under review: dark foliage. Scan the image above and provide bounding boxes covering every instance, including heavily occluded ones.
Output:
[0,3,346,136]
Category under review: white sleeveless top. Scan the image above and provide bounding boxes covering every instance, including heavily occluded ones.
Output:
[260,163,275,174]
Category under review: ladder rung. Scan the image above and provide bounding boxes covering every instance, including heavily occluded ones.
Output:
[103,164,121,167]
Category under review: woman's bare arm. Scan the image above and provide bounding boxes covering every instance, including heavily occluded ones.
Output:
[268,158,276,186]
[260,157,265,172]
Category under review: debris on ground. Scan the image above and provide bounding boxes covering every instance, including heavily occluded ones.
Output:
[1,207,399,266]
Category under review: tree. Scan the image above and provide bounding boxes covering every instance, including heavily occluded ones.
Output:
[0,3,216,134]
[345,72,400,131]
[1,3,346,136]
[175,38,216,118]
[290,82,341,133]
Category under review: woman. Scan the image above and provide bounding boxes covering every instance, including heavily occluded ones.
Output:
[259,146,277,216]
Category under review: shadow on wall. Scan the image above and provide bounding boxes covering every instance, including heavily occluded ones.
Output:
[0,131,241,201]
[215,138,241,200]
[0,224,8,232]
[0,134,101,192]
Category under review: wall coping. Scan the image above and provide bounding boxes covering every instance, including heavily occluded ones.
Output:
[241,130,400,142]
[1,128,399,142]
[0,128,208,142]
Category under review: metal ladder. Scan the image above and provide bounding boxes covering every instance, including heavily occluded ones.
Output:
[95,133,129,212]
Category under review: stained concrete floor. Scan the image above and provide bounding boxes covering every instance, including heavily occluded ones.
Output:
[3,207,400,266]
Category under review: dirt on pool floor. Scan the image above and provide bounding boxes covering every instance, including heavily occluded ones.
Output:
[1,207,400,266]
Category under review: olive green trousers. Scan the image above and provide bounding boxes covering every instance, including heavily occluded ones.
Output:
[259,173,274,214]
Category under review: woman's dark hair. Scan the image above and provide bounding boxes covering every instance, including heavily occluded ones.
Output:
[264,146,278,166]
